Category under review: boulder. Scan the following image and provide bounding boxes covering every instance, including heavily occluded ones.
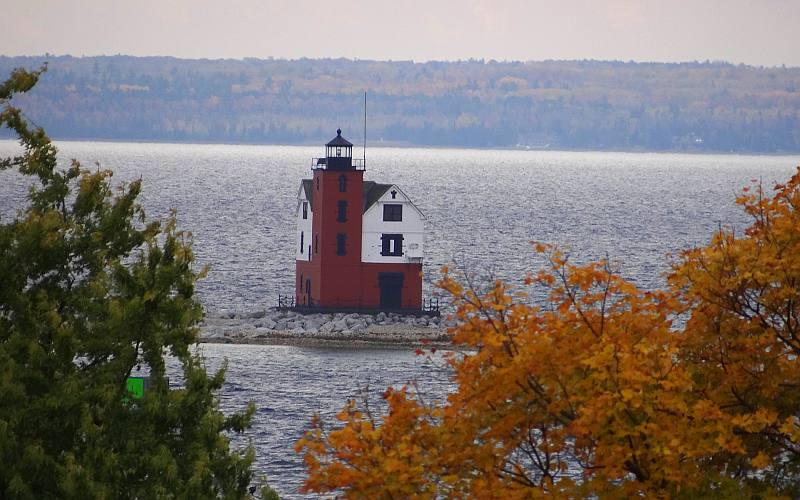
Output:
[249,309,267,319]
[304,317,325,331]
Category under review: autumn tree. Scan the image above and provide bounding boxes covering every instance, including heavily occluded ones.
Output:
[0,67,259,498]
[298,169,800,497]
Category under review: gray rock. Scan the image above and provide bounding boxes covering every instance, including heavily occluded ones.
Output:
[249,309,267,319]
[253,327,272,337]
[304,318,325,331]
[201,327,225,339]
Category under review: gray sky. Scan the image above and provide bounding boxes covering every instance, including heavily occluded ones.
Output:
[3,0,798,66]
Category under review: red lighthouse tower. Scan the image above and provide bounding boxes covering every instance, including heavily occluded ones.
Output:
[295,129,424,310]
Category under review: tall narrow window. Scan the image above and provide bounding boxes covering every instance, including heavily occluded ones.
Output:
[302,202,308,219]
[337,200,348,222]
[316,177,319,190]
[380,234,404,256]
[383,204,403,221]
[336,233,347,256]
[314,234,318,254]
[338,175,347,192]
[300,231,304,253]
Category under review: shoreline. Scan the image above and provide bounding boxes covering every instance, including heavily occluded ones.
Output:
[198,309,454,349]
[199,334,454,350]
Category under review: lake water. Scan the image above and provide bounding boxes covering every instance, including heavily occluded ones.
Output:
[1,140,798,496]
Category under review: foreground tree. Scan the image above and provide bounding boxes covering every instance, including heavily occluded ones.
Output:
[0,67,257,498]
[298,169,800,497]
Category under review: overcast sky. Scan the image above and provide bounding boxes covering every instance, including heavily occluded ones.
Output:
[3,0,798,67]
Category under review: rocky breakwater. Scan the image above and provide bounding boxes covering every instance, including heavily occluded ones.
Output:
[199,309,456,348]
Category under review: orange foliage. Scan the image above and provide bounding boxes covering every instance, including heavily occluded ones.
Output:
[297,168,800,498]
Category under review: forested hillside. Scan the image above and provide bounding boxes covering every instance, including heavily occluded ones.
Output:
[1,55,798,152]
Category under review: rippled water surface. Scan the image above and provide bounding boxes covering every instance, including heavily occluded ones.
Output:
[181,343,453,497]
[2,140,797,310]
[1,140,799,496]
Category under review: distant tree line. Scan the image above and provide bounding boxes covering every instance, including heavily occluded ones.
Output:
[1,55,798,152]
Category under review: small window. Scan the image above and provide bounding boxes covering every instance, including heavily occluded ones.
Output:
[316,177,319,190]
[383,204,402,221]
[302,202,308,219]
[336,233,347,256]
[339,175,347,192]
[380,234,404,256]
[337,200,348,222]
[314,234,318,254]
[300,231,304,253]
[391,190,397,199]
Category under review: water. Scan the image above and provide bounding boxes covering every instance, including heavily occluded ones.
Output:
[2,140,796,311]
[184,343,453,496]
[2,140,799,496]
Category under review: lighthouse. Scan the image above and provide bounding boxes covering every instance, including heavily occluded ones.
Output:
[295,129,425,310]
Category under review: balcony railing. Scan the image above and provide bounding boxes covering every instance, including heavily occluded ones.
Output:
[311,157,366,170]
[277,294,440,315]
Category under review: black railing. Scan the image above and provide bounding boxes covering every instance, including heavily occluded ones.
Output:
[310,157,366,170]
[276,294,440,315]
[277,294,295,309]
[422,297,440,313]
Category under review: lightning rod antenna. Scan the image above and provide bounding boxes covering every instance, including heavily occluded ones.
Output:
[363,91,367,169]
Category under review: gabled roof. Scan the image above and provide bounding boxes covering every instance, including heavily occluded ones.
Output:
[326,129,353,147]
[363,184,426,220]
[301,179,313,210]
[362,181,392,213]
[298,179,394,214]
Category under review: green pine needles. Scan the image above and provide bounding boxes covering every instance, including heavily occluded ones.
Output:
[0,66,262,499]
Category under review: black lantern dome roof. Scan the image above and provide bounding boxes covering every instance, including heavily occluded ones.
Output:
[326,128,353,147]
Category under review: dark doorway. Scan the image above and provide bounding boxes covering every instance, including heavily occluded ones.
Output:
[305,279,312,306]
[379,273,404,310]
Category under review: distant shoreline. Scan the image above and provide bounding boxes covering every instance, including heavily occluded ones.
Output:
[3,136,798,158]
[3,55,799,155]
